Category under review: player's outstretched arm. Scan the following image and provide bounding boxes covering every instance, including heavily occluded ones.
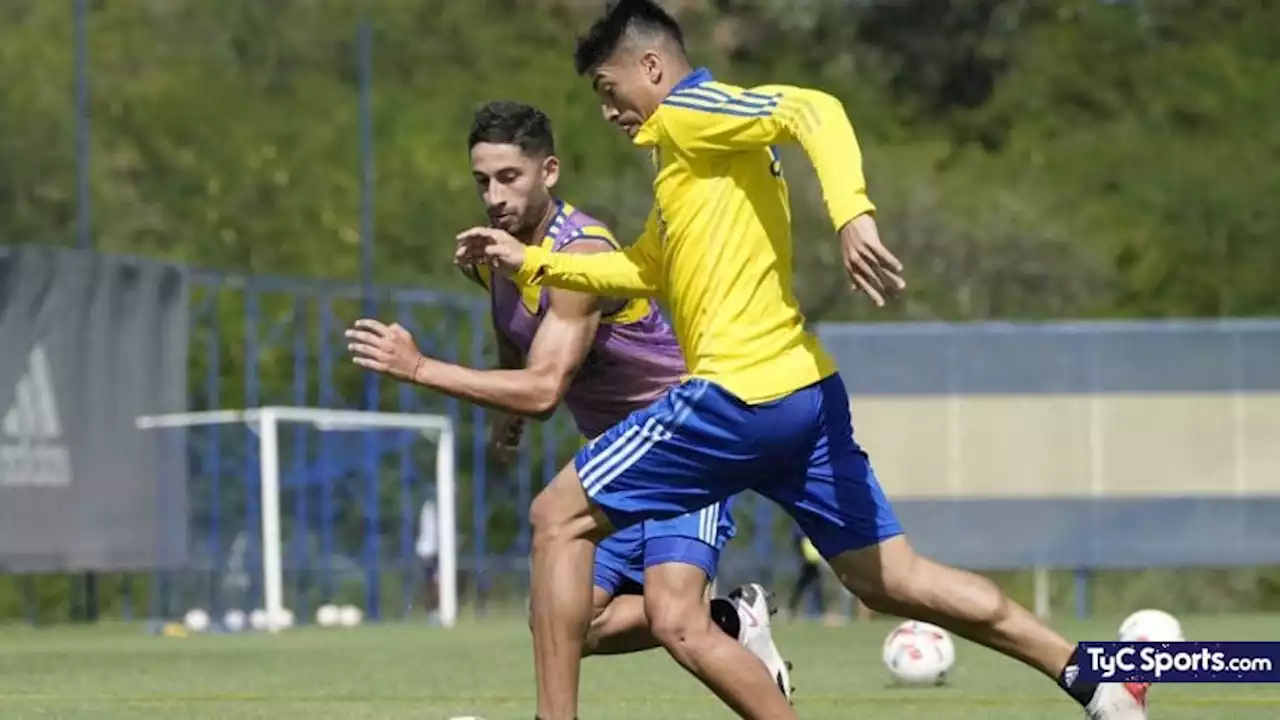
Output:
[456,211,663,298]
[347,242,611,419]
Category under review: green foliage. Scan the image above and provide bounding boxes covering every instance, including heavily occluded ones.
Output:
[3,0,1274,317]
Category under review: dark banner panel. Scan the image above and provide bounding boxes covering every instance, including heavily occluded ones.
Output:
[0,247,189,572]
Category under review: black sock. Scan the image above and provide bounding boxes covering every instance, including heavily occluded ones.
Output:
[1057,645,1098,708]
[709,597,741,640]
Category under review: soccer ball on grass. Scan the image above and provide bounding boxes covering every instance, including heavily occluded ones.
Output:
[882,620,956,686]
[183,608,211,633]
[223,609,247,633]
[338,604,364,628]
[316,603,341,628]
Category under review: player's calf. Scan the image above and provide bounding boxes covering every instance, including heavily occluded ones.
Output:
[828,535,1147,718]
[582,593,662,656]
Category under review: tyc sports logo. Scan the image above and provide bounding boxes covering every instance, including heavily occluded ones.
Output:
[1,345,72,487]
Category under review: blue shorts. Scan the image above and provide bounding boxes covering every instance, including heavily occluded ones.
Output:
[576,373,902,560]
[592,500,735,597]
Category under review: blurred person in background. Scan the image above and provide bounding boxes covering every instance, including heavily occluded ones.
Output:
[786,528,825,620]
[416,496,441,624]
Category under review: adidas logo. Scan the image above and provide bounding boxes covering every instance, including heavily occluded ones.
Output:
[1,344,72,487]
[1064,664,1080,688]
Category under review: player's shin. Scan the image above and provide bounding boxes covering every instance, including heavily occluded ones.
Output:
[528,468,612,720]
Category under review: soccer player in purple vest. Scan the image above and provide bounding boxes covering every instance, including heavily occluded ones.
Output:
[345,100,792,701]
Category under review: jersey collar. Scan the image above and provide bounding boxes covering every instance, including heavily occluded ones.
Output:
[671,67,714,94]
[634,67,715,147]
[539,199,567,249]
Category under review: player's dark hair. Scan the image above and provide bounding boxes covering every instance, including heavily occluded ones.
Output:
[573,0,686,76]
[467,101,555,158]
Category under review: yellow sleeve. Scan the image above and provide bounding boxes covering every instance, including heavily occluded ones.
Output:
[513,209,663,298]
[642,82,875,232]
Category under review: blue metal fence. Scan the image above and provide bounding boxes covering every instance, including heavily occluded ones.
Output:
[167,269,489,622]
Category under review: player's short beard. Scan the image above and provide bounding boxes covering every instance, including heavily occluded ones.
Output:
[514,193,554,242]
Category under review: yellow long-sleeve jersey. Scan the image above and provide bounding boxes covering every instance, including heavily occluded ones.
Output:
[514,68,876,404]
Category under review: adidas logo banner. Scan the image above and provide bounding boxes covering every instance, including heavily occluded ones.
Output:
[0,246,190,572]
[0,345,71,487]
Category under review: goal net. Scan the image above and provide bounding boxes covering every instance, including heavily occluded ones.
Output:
[136,406,457,631]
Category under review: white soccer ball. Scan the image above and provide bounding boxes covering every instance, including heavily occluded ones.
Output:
[338,604,364,628]
[1118,609,1184,642]
[271,607,296,630]
[183,608,210,633]
[223,609,247,633]
[249,608,269,631]
[882,620,956,686]
[316,603,341,628]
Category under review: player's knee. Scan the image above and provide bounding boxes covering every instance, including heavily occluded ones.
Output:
[529,492,573,547]
[645,595,708,657]
[528,490,557,532]
[530,472,598,539]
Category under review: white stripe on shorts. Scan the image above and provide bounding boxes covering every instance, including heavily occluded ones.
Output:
[577,424,643,483]
[582,417,667,497]
[578,383,707,500]
[698,504,719,545]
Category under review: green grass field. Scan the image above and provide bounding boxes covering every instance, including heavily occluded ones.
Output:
[1,613,1277,719]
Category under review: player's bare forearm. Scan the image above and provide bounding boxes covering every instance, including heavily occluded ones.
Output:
[411,360,563,420]
[420,287,599,419]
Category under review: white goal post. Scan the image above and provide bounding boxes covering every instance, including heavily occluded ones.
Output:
[135,406,457,631]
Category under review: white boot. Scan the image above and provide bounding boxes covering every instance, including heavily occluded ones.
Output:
[728,583,794,703]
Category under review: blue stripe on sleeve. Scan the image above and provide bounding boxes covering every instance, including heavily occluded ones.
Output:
[672,87,778,110]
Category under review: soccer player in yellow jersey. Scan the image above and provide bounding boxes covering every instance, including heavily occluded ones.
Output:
[456,2,1149,719]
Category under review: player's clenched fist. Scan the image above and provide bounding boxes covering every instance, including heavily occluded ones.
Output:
[454,226,527,275]
[488,412,525,467]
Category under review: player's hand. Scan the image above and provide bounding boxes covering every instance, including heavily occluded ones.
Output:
[345,319,426,383]
[839,214,905,307]
[488,412,525,467]
[454,227,527,276]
